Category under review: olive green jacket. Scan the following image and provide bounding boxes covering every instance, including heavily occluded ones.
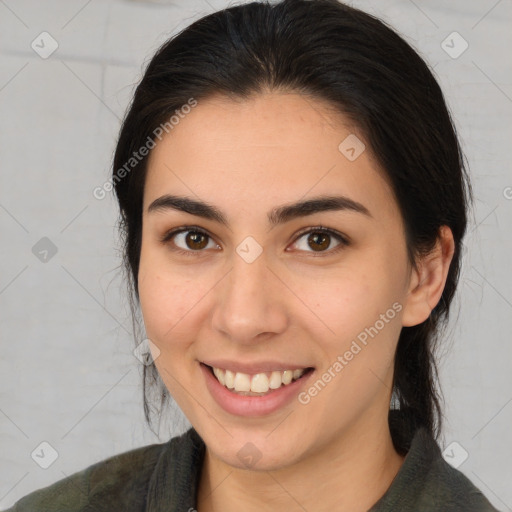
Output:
[5,427,499,511]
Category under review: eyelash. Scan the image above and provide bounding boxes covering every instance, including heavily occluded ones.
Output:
[160,225,350,258]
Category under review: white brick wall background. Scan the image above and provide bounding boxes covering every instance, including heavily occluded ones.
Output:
[0,0,511,509]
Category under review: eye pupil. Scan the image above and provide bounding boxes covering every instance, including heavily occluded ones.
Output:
[186,231,208,250]
[169,227,342,256]
[308,232,330,251]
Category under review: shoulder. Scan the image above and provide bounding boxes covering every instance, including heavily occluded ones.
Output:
[371,427,500,512]
[4,440,167,512]
[421,444,499,511]
[417,429,498,511]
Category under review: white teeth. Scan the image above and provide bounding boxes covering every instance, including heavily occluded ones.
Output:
[269,371,282,389]
[233,372,251,392]
[212,367,225,386]
[224,369,235,389]
[282,370,293,385]
[292,369,302,380]
[210,366,308,394]
[250,373,269,393]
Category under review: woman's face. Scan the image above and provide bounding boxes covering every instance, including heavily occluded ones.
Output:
[139,92,416,469]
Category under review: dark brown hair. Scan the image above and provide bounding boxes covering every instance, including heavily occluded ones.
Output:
[112,0,470,453]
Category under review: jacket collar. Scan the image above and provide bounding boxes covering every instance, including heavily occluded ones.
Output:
[144,425,480,511]
[146,427,205,512]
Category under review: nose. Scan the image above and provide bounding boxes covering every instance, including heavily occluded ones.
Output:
[211,246,288,344]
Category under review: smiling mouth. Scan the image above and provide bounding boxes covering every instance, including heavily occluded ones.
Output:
[203,363,315,397]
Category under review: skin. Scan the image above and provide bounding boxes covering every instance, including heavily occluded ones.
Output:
[138,91,455,512]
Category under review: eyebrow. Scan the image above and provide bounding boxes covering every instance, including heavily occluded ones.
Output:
[147,194,372,227]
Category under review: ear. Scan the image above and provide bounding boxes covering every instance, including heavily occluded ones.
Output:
[401,226,455,327]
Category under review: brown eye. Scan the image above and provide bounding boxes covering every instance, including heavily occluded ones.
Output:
[291,227,348,254]
[185,231,209,250]
[307,232,331,251]
[162,227,219,255]
[162,226,348,257]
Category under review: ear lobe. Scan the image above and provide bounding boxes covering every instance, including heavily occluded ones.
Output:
[401,226,455,327]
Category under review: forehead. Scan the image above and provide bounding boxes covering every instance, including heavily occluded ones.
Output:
[144,92,396,222]
[153,91,351,149]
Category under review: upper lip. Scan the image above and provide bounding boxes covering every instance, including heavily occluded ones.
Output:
[201,359,314,375]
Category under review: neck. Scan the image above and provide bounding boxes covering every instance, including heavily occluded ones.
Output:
[197,414,405,512]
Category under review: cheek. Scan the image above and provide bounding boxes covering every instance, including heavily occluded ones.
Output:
[138,268,206,401]
[139,271,202,341]
[137,240,211,347]
[301,273,403,418]
[301,261,403,345]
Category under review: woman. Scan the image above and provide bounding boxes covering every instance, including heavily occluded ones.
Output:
[6,0,499,510]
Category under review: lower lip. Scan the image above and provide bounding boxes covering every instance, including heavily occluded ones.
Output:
[200,363,314,417]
